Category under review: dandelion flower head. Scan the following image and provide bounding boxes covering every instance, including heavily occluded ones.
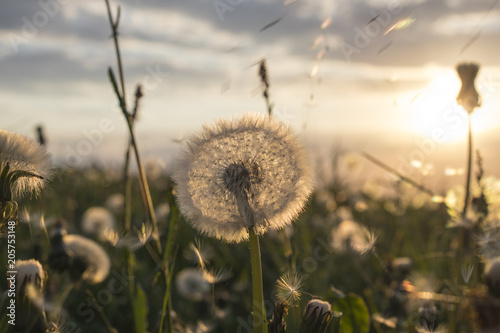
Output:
[81,207,115,241]
[0,130,51,200]
[63,234,111,283]
[173,114,313,243]
[15,259,44,293]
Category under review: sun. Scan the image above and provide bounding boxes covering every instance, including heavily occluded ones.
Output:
[407,73,488,143]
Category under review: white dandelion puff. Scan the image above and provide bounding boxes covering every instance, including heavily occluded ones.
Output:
[0,130,51,200]
[81,207,115,241]
[175,268,211,301]
[275,272,303,303]
[15,259,44,294]
[105,193,125,214]
[331,220,378,255]
[63,234,111,283]
[173,113,313,243]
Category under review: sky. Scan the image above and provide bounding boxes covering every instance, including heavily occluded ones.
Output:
[1,0,500,187]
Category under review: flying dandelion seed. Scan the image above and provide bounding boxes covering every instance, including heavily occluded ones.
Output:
[173,113,312,243]
[202,266,232,284]
[0,130,52,201]
[275,272,303,303]
[188,239,213,269]
[320,18,331,30]
[384,16,416,35]
[331,220,378,255]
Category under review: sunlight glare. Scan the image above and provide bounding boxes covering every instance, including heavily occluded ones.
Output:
[408,73,489,142]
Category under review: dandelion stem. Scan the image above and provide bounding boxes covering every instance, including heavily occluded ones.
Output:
[249,228,268,333]
[462,117,473,218]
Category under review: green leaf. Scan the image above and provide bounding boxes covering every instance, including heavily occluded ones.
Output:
[133,285,149,333]
[332,293,370,333]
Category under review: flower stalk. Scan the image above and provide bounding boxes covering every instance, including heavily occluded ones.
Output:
[249,227,268,333]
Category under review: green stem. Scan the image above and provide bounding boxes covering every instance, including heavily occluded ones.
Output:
[104,0,126,106]
[462,117,473,218]
[249,228,268,333]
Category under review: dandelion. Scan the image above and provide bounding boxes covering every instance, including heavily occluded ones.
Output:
[0,130,51,228]
[275,272,303,303]
[81,207,115,241]
[331,220,378,255]
[105,193,125,214]
[173,113,312,332]
[173,113,312,243]
[297,299,333,333]
[175,268,211,302]
[15,259,44,294]
[0,129,51,201]
[48,226,110,284]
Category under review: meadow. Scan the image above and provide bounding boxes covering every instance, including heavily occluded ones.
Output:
[2,2,500,333]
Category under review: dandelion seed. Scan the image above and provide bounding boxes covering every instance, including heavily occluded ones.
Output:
[188,239,212,269]
[384,16,416,35]
[0,130,51,202]
[275,272,303,303]
[202,266,232,284]
[116,223,153,252]
[331,220,378,255]
[176,268,211,301]
[173,114,313,243]
[81,207,115,241]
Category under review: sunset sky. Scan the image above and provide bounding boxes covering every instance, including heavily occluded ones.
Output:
[1,0,500,184]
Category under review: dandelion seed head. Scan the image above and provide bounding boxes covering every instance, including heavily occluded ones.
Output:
[176,268,210,301]
[15,259,44,294]
[173,114,313,243]
[275,272,303,303]
[105,193,125,214]
[81,207,115,241]
[303,299,332,321]
[331,220,378,255]
[0,130,51,199]
[63,234,110,283]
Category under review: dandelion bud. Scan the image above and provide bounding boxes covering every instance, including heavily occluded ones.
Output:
[456,62,481,114]
[297,299,333,333]
[485,257,500,298]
